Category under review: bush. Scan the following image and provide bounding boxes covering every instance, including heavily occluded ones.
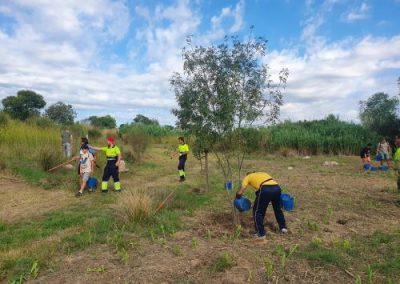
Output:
[37,145,64,171]
[27,116,55,128]
[122,134,149,164]
[0,112,9,127]
[213,252,235,272]
[118,188,153,221]
[88,128,102,140]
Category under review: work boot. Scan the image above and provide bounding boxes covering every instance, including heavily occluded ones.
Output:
[75,191,82,197]
[179,176,185,182]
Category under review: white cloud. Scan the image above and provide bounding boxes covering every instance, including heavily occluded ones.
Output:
[342,2,370,22]
[266,35,400,121]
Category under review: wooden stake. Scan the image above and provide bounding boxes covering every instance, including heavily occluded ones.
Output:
[154,189,176,215]
[48,156,79,172]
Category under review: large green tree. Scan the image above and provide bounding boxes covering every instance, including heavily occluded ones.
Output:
[87,115,116,128]
[133,114,159,125]
[359,92,400,137]
[2,90,46,120]
[171,32,288,195]
[45,101,76,124]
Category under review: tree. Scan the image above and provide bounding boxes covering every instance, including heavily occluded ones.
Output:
[359,92,400,138]
[87,115,117,128]
[45,101,76,124]
[171,32,288,219]
[133,114,159,125]
[2,90,46,120]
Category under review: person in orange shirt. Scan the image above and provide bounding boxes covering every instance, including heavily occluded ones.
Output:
[236,171,287,241]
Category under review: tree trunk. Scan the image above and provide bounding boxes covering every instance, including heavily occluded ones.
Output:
[205,151,209,192]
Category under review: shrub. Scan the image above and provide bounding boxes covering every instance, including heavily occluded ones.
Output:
[118,188,153,221]
[88,128,102,140]
[122,134,149,164]
[213,252,235,272]
[0,112,9,127]
[37,145,64,171]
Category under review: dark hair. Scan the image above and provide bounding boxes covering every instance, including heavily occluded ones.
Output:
[367,143,372,147]
[82,144,89,150]
[178,136,185,142]
[81,137,89,144]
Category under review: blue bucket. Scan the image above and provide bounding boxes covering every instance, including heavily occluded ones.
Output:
[233,197,252,212]
[87,177,98,189]
[225,181,233,191]
[281,193,295,211]
[370,166,378,172]
[363,163,371,170]
[379,165,389,171]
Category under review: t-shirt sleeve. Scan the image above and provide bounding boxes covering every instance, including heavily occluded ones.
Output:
[115,146,121,155]
[101,147,108,153]
[185,144,190,152]
[241,175,249,188]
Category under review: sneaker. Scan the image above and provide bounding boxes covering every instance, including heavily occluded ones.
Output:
[88,188,93,193]
[179,177,186,182]
[101,190,108,193]
[254,235,267,243]
[281,228,288,234]
[114,190,121,193]
[75,191,83,197]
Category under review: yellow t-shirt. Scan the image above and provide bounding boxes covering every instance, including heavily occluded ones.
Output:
[178,143,189,153]
[101,145,121,158]
[242,172,278,191]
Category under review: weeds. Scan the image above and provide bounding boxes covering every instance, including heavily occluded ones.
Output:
[118,189,153,222]
[306,219,319,231]
[172,245,183,256]
[367,265,374,284]
[29,261,39,279]
[274,244,299,271]
[323,207,334,225]
[191,237,198,249]
[263,257,274,280]
[213,252,235,272]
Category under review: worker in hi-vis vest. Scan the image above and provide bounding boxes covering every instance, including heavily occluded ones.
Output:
[90,137,122,192]
[173,137,189,182]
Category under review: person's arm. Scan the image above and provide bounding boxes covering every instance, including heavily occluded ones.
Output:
[116,152,122,167]
[90,146,102,151]
[235,184,247,199]
[79,162,83,175]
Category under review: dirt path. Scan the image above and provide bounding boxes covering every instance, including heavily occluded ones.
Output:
[0,176,73,222]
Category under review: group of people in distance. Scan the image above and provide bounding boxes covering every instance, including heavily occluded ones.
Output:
[74,136,190,197]
[360,136,400,192]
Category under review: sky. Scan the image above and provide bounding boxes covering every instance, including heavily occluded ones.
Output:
[0,0,399,126]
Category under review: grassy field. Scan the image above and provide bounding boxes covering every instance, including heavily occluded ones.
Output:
[0,144,399,284]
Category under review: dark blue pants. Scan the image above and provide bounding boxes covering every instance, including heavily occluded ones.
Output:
[253,185,286,236]
[102,160,119,182]
[178,154,187,171]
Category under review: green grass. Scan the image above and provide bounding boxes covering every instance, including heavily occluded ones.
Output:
[299,243,346,267]
[213,252,235,272]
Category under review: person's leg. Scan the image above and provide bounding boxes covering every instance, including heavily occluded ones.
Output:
[270,186,287,230]
[101,164,112,193]
[253,189,269,237]
[111,163,121,192]
[66,143,71,158]
[178,156,185,181]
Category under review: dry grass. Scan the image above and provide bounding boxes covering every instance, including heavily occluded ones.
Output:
[0,178,73,222]
[117,187,153,221]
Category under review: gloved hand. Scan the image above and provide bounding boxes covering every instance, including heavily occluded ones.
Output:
[235,192,242,199]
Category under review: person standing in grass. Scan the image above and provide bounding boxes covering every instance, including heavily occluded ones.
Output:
[360,143,372,165]
[235,171,288,241]
[90,137,122,193]
[394,136,400,193]
[75,145,94,197]
[376,138,392,167]
[176,137,189,182]
[61,129,72,158]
